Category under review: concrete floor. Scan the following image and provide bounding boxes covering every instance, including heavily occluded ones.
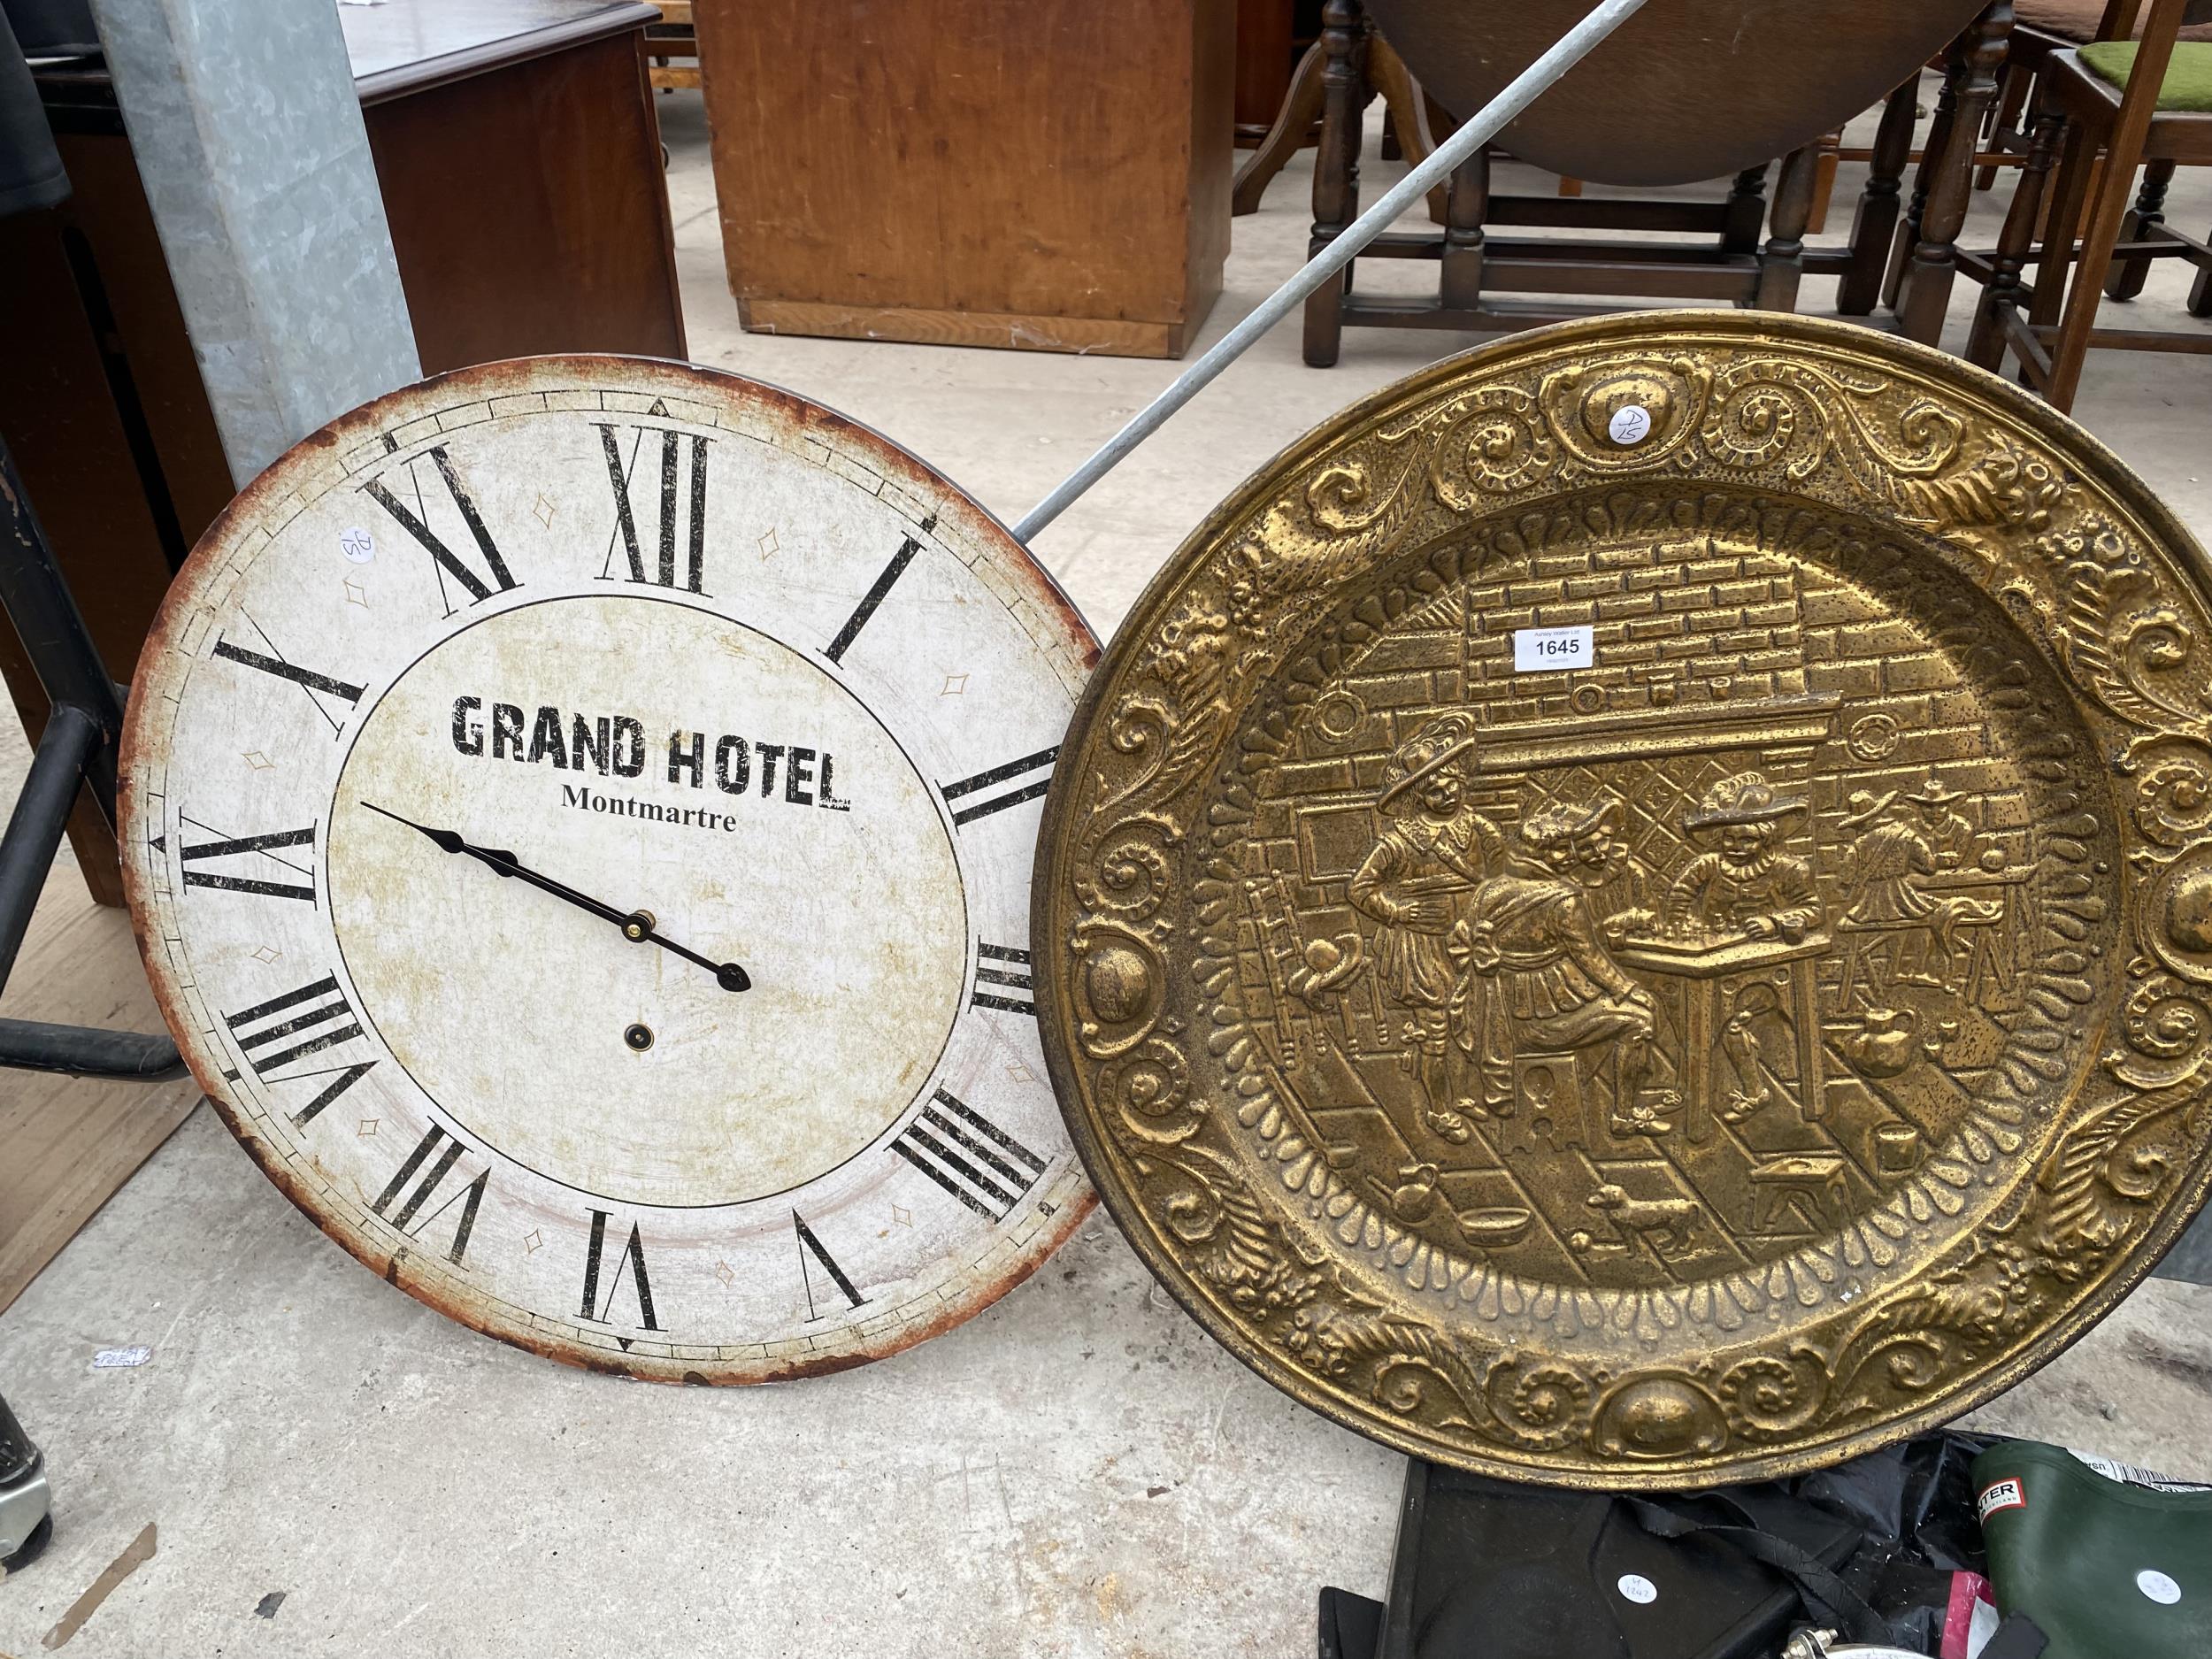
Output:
[4,87,2212,1657]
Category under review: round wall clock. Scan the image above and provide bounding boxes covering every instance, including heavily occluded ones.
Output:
[121,357,1097,1382]
[1036,311,2212,1486]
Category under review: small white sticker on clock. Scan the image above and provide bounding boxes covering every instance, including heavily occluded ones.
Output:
[1514,624,1594,672]
[338,526,375,563]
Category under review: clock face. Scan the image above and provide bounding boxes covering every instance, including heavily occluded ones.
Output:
[120,357,1099,1381]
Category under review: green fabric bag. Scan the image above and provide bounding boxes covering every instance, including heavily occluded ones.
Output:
[2078,41,2212,111]
[1971,1440,2212,1659]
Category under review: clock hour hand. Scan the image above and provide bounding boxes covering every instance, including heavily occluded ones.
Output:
[362,803,750,993]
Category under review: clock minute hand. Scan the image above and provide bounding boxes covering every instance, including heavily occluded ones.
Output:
[361,803,750,994]
[362,802,628,926]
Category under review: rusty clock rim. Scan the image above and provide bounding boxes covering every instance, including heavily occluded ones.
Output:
[119,352,1101,1386]
[1032,307,2212,1486]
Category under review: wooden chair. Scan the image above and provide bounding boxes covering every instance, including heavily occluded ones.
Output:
[1300,0,1997,365]
[1967,0,2212,409]
[1978,0,2212,187]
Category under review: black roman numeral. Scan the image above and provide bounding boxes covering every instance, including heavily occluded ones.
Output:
[282,1060,380,1128]
[596,419,710,595]
[941,747,1058,826]
[362,445,518,615]
[580,1210,660,1332]
[823,515,934,664]
[222,973,364,1079]
[371,1125,487,1265]
[970,941,1035,1016]
[891,1089,1048,1221]
[211,618,363,734]
[793,1210,865,1320]
[178,818,316,902]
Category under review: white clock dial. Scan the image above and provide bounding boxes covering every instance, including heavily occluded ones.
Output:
[120,357,1098,1381]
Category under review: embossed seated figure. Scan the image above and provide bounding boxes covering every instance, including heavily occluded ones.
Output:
[1839,782,2000,988]
[1452,795,1670,1138]
[1908,774,1978,871]
[1663,772,1822,943]
[1349,712,1507,1144]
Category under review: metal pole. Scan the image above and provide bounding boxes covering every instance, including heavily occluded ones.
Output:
[1013,0,1647,546]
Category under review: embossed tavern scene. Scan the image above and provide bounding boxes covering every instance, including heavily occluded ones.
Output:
[1041,314,2212,1484]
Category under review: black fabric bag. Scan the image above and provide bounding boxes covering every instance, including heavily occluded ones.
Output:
[1320,1432,1995,1659]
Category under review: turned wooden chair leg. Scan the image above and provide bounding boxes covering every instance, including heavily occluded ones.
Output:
[1839,78,1919,316]
[1889,57,1960,311]
[1978,57,2033,189]
[2029,121,2097,334]
[1303,0,1366,367]
[1893,2,2008,346]
[1968,106,2063,370]
[2104,156,2176,300]
[1233,39,1327,217]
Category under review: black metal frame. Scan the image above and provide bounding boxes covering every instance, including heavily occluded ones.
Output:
[0,433,184,1080]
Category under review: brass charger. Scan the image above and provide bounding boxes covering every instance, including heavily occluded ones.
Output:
[1035,311,2212,1486]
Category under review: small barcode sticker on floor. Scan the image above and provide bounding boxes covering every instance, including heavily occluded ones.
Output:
[1514,625,1594,672]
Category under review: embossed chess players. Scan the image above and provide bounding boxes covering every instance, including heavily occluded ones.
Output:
[1039,312,2212,1486]
[1663,773,1821,943]
[1455,797,1665,1140]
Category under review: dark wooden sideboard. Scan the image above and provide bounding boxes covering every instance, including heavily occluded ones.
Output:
[0,0,683,903]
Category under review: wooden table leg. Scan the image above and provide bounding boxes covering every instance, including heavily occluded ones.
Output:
[1684,978,1714,1146]
[1723,164,1770,257]
[1838,78,1919,316]
[1367,35,1448,224]
[1440,147,1488,310]
[1233,40,1325,217]
[1302,0,1366,368]
[1893,1,2012,346]
[1789,961,1825,1124]
[1804,130,1842,236]
[1755,142,1821,311]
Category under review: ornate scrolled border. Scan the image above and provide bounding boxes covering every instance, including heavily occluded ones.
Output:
[1035,311,2212,1486]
